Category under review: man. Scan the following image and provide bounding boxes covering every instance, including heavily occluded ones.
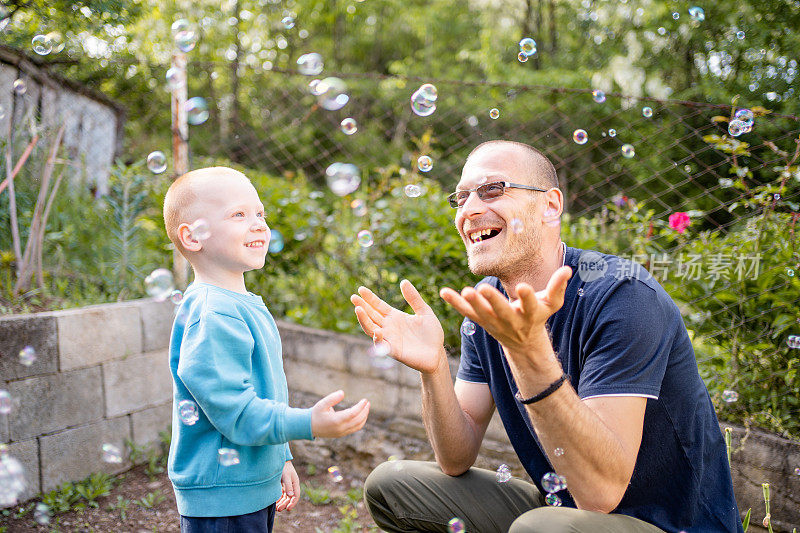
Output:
[350,140,743,532]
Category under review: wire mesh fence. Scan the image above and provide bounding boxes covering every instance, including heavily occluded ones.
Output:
[2,53,799,436]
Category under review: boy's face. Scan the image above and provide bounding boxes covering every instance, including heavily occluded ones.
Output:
[192,171,270,274]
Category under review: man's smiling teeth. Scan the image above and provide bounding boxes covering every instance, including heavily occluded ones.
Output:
[468,228,500,243]
[244,241,264,248]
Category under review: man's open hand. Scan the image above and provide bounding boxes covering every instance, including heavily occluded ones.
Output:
[351,280,446,374]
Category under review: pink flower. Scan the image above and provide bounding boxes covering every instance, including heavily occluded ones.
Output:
[668,212,691,234]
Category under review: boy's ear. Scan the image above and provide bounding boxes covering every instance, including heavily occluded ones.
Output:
[177,222,202,252]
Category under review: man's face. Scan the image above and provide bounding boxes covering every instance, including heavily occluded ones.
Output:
[193,172,270,274]
[454,146,545,279]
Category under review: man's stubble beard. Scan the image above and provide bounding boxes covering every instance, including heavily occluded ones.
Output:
[466,228,543,282]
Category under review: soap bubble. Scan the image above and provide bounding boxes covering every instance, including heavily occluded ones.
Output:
[171,19,191,36]
[788,335,800,349]
[340,117,358,135]
[369,339,391,358]
[466,115,479,127]
[672,12,680,19]
[404,184,422,198]
[510,218,524,233]
[518,37,537,56]
[0,452,25,507]
[178,400,199,425]
[734,108,754,127]
[34,502,51,525]
[328,465,343,482]
[794,467,800,475]
[174,29,198,52]
[0,390,12,414]
[269,229,284,253]
[721,390,739,403]
[448,517,466,533]
[462,321,476,336]
[411,84,438,117]
[496,464,512,483]
[517,52,528,63]
[185,97,209,125]
[282,16,295,29]
[357,230,374,247]
[541,472,567,493]
[592,89,606,103]
[577,288,585,297]
[146,151,167,174]
[165,67,184,90]
[18,345,36,366]
[32,34,52,55]
[145,268,175,301]
[326,162,361,196]
[489,108,500,120]
[621,144,635,158]
[545,493,562,507]
[102,443,123,464]
[189,218,211,241]
[736,31,745,40]
[728,119,747,137]
[13,79,26,95]
[308,79,323,95]
[642,106,653,118]
[572,129,588,145]
[350,199,368,216]
[297,52,324,75]
[608,128,616,137]
[170,290,184,305]
[0,105,5,121]
[417,155,433,172]
[554,447,565,457]
[688,6,705,21]
[316,77,349,110]
[218,448,240,466]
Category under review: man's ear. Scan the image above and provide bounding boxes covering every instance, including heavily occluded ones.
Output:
[177,222,202,252]
[543,188,563,223]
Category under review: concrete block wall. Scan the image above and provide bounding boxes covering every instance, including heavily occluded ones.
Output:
[0,299,174,502]
[1,300,798,530]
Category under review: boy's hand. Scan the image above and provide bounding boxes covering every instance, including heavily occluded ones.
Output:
[276,461,300,512]
[311,390,370,438]
[351,280,446,374]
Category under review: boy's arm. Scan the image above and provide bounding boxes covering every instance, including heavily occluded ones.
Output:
[177,311,314,446]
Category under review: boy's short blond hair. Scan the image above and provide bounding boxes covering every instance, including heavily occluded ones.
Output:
[162,167,247,257]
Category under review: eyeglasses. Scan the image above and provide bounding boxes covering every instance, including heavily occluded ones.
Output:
[447,181,550,208]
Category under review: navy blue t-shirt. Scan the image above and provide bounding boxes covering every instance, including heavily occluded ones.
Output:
[456,246,743,533]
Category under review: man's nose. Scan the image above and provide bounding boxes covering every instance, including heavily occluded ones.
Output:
[460,191,487,218]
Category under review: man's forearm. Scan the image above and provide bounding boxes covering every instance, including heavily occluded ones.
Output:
[420,351,481,475]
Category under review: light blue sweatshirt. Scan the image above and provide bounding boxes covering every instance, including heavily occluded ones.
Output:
[167,282,314,517]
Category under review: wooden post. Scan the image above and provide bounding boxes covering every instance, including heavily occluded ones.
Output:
[170,51,190,288]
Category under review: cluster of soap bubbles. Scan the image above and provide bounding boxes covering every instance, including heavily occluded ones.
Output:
[728,109,754,137]
[721,389,739,403]
[541,471,568,507]
[448,517,466,533]
[145,268,175,301]
[788,335,800,349]
[218,448,240,466]
[31,33,64,56]
[328,465,343,482]
[0,447,26,507]
[496,463,512,483]
[411,83,438,117]
[102,443,123,464]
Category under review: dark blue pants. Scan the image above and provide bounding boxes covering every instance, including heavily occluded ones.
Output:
[180,503,276,533]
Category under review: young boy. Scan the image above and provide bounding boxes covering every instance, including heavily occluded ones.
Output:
[162,167,370,532]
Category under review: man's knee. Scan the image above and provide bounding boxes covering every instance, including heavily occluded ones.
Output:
[363,461,397,504]
[508,506,585,533]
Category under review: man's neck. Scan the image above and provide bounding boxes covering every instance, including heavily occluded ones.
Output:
[500,240,564,300]
[192,266,248,294]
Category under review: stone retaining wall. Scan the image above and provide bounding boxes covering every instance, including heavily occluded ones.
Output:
[1,300,798,531]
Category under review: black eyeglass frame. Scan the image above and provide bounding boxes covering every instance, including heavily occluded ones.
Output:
[447,181,551,208]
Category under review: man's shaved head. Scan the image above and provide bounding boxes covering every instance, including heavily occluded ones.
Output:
[163,167,250,256]
[466,141,558,189]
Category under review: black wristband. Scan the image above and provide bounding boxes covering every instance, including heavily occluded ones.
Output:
[515,374,569,404]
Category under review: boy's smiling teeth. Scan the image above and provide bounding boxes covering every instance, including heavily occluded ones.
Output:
[244,241,264,248]
[468,228,501,243]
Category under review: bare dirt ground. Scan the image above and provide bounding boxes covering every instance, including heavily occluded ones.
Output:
[0,455,377,533]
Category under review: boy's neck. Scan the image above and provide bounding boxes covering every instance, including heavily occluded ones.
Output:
[192,268,248,294]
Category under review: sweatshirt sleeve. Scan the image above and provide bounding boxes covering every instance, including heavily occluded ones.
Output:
[177,311,314,446]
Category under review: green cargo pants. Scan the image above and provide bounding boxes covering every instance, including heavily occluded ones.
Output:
[364,461,666,533]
